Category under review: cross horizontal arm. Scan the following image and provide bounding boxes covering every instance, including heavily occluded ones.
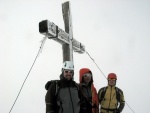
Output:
[39,20,85,54]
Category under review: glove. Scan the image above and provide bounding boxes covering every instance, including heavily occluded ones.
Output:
[116,109,120,113]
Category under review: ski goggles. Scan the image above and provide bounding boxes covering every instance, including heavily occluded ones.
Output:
[64,70,73,74]
[83,73,92,77]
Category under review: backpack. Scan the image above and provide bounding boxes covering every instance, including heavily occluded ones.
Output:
[45,80,60,96]
[99,86,122,103]
[45,80,80,96]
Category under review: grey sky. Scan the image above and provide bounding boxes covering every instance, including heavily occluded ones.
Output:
[0,0,150,113]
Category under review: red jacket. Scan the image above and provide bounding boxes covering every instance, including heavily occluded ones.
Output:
[79,68,99,113]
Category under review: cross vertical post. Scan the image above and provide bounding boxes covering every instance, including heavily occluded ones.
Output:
[62,1,73,62]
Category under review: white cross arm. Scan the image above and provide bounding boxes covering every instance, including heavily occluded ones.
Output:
[39,20,85,54]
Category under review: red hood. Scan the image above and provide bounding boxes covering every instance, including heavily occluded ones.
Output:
[79,68,93,83]
[79,68,99,113]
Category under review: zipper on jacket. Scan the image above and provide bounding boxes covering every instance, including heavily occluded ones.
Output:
[108,86,112,110]
[68,83,75,113]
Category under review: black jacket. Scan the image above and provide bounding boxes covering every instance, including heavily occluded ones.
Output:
[45,74,86,113]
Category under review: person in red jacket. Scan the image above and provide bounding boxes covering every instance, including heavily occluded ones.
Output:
[79,68,99,113]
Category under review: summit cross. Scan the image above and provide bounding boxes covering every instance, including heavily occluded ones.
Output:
[39,1,85,63]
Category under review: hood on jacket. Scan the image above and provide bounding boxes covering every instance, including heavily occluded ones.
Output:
[79,68,93,84]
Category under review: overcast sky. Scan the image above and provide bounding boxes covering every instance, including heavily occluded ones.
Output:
[0,0,150,113]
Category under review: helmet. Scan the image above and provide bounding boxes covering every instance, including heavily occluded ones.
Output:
[107,73,117,80]
[62,61,74,70]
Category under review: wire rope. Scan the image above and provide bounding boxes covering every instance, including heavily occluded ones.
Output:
[8,37,47,113]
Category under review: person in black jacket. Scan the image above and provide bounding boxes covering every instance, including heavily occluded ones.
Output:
[45,61,86,113]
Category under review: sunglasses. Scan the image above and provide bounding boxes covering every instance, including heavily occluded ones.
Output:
[108,78,116,81]
[64,70,73,74]
[83,74,92,77]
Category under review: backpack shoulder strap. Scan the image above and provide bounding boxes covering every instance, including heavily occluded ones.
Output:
[101,86,107,98]
[115,87,122,102]
[53,80,60,96]
[99,86,107,103]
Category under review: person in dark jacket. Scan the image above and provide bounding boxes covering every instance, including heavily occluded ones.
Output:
[98,73,125,113]
[45,61,85,113]
[79,68,99,113]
